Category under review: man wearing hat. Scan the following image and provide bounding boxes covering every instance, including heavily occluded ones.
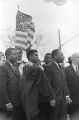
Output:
[65,53,79,117]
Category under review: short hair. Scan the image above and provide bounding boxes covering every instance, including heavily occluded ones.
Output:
[15,47,22,53]
[51,49,60,59]
[44,53,51,59]
[5,48,15,58]
[26,49,38,60]
[44,53,51,57]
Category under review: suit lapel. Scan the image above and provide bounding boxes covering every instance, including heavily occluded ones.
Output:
[5,62,14,71]
[52,61,61,72]
[5,62,19,77]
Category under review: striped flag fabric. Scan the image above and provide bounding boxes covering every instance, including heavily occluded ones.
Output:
[15,11,35,51]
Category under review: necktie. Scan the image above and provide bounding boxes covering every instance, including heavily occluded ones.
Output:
[58,63,61,68]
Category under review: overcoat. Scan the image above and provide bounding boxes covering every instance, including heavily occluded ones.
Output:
[0,61,21,109]
[44,61,69,120]
[20,64,54,120]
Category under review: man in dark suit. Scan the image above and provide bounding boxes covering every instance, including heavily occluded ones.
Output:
[20,49,55,120]
[65,53,79,117]
[39,52,52,120]
[44,49,71,120]
[43,53,52,66]
[0,48,25,120]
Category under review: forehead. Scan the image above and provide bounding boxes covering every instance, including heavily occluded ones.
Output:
[15,49,22,53]
[45,54,51,58]
[11,50,19,54]
[58,50,63,55]
[32,52,38,55]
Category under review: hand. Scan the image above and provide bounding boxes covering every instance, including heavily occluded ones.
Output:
[5,103,13,111]
[50,99,56,107]
[66,96,72,105]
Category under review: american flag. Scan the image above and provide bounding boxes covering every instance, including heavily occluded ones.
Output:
[15,11,35,51]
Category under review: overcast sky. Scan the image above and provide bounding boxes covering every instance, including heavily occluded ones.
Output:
[0,0,79,61]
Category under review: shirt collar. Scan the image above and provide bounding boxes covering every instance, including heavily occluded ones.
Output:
[53,61,59,68]
[7,61,14,69]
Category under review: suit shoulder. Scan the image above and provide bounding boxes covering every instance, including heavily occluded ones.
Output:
[0,63,8,75]
[45,62,52,68]
[65,65,72,74]
[0,63,7,70]
[65,65,71,70]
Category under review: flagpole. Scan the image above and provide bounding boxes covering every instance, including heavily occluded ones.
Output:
[18,5,20,11]
[17,2,20,12]
[58,29,61,50]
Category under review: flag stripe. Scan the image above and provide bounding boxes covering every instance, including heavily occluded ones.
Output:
[15,43,30,50]
[15,10,35,51]
[16,36,33,42]
[29,25,35,32]
[16,33,28,39]
[16,31,28,35]
[28,29,35,36]
[16,40,30,46]
[16,37,27,42]
[15,45,25,51]
[28,33,34,39]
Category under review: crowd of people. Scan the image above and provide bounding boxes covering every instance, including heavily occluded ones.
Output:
[0,47,79,120]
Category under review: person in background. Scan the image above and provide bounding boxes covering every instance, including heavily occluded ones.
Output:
[13,48,26,77]
[0,52,6,65]
[43,53,52,68]
[67,57,72,66]
[44,49,71,120]
[65,53,79,118]
[20,49,55,120]
[39,52,52,120]
[0,48,25,120]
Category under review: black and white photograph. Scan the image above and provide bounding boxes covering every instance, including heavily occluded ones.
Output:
[0,0,79,120]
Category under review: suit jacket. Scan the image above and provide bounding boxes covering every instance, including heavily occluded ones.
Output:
[44,61,69,101]
[65,65,79,104]
[20,64,54,120]
[0,61,21,108]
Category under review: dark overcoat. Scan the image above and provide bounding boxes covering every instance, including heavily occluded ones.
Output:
[44,61,69,120]
[0,61,21,108]
[20,64,54,120]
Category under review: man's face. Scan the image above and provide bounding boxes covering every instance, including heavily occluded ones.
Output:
[9,50,18,63]
[55,50,64,63]
[16,49,22,61]
[44,54,52,64]
[30,52,39,63]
